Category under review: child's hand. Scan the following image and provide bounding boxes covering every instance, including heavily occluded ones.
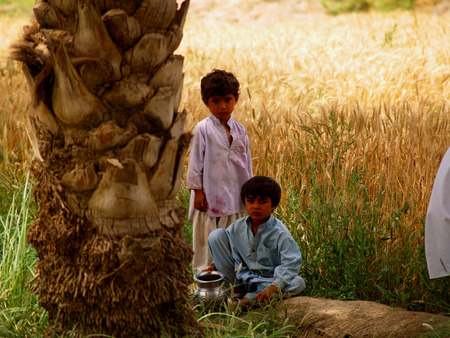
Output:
[194,189,208,211]
[255,285,277,303]
[202,263,216,273]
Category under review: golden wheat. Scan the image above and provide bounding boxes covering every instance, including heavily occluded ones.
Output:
[175,10,450,231]
[1,9,450,235]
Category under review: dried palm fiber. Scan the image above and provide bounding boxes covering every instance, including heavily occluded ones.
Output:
[11,0,202,336]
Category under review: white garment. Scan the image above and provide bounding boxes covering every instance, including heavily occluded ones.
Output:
[191,210,244,274]
[186,114,253,221]
[425,146,450,279]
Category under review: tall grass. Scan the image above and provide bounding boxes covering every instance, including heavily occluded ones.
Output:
[0,6,47,335]
[192,294,303,337]
[0,3,449,336]
[0,172,47,336]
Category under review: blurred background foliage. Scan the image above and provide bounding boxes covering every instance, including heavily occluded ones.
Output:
[0,0,442,16]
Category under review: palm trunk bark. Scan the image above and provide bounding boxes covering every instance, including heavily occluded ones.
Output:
[12,0,201,336]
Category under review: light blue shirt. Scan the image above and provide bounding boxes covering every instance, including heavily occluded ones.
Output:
[225,214,302,291]
[186,114,252,221]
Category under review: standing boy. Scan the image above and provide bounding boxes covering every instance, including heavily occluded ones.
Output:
[207,176,306,310]
[186,69,253,274]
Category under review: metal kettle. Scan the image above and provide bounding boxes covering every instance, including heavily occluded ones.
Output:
[193,271,227,308]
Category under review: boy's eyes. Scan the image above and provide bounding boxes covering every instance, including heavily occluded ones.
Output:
[212,99,231,104]
[210,95,234,104]
[245,197,269,204]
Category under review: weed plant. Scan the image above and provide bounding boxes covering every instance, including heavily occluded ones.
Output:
[0,172,47,336]
[193,295,300,337]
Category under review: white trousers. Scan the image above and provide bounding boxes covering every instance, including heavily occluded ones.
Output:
[192,210,243,275]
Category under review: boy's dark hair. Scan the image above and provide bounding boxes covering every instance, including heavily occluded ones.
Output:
[240,176,281,207]
[201,69,240,104]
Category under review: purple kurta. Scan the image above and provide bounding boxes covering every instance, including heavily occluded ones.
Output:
[186,114,253,221]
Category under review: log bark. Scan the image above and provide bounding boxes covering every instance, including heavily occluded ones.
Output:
[11,0,200,336]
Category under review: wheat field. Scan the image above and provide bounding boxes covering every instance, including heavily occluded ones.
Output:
[177,9,450,226]
[1,5,449,311]
[177,9,450,308]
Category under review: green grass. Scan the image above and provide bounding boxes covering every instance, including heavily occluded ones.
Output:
[421,321,450,338]
[175,175,193,246]
[0,172,48,337]
[192,295,301,337]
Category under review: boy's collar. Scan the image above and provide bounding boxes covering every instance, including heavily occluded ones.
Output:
[209,113,233,126]
[245,214,274,230]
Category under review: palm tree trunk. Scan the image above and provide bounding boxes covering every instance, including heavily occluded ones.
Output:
[12,0,201,336]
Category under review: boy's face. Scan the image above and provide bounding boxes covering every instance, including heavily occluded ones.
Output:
[206,94,237,123]
[244,195,277,226]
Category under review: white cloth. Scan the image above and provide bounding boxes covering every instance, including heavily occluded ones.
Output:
[186,114,253,221]
[425,147,450,279]
[191,210,244,274]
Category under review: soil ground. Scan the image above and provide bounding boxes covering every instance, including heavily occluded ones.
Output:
[282,296,449,337]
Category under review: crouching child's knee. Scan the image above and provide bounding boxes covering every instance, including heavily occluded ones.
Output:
[208,228,228,247]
